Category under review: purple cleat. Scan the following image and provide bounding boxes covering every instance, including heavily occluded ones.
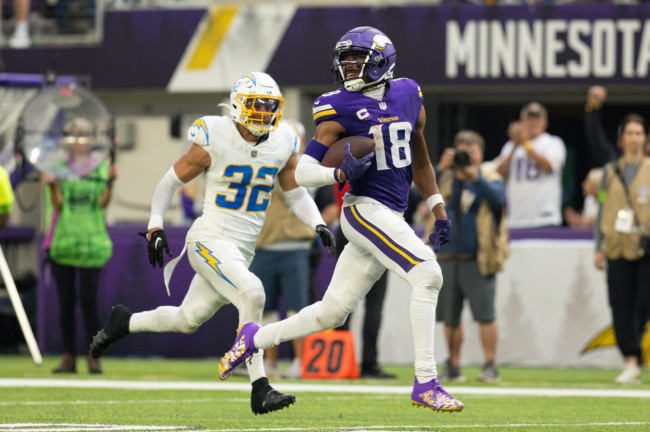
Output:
[218,322,260,380]
[411,377,464,412]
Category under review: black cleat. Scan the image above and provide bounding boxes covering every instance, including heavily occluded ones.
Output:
[89,305,132,359]
[250,378,296,415]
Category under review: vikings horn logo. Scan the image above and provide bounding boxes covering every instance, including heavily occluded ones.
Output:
[372,34,392,51]
[582,321,650,367]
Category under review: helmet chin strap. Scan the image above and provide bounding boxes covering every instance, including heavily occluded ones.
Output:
[245,125,267,137]
[343,78,366,92]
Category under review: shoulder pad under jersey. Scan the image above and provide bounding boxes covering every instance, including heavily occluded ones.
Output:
[187,117,213,147]
[277,122,300,154]
[312,89,347,125]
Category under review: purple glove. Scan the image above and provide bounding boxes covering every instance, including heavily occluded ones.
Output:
[337,142,374,189]
[429,219,451,253]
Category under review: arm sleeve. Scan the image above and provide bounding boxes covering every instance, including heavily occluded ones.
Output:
[584,108,618,166]
[284,186,326,230]
[148,167,186,230]
[295,154,338,188]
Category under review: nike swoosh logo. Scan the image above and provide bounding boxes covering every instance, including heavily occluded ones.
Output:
[155,238,162,248]
[314,100,320,105]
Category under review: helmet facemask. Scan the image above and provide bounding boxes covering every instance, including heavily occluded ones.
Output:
[233,93,284,136]
[229,72,284,137]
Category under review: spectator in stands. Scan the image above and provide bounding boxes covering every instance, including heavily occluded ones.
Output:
[594,113,650,384]
[0,0,31,48]
[584,85,650,163]
[496,102,566,228]
[42,117,117,374]
[584,86,619,167]
[426,130,508,383]
[0,165,14,229]
[250,119,337,379]
[564,168,603,229]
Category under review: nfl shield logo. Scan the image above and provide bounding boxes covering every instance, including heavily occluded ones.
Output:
[379,102,387,110]
[251,149,258,157]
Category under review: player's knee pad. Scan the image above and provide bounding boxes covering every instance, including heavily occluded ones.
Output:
[235,284,266,322]
[176,299,216,334]
[406,259,443,293]
[314,295,349,329]
[177,307,201,334]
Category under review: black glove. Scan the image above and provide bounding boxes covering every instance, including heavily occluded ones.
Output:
[138,230,172,268]
[315,224,336,258]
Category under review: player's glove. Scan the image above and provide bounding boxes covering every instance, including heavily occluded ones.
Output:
[138,230,172,268]
[337,142,374,191]
[315,224,337,258]
[429,220,451,253]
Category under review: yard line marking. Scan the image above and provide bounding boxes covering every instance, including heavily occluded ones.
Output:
[0,424,195,431]
[1,378,650,399]
[0,395,392,407]
[2,422,650,432]
[0,399,213,406]
[193,422,650,431]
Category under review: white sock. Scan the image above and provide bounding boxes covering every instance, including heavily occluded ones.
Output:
[129,306,194,333]
[13,21,29,37]
[406,262,442,384]
[255,302,323,350]
[247,351,265,382]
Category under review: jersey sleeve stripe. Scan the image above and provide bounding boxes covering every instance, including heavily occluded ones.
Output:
[313,109,337,121]
[313,104,334,114]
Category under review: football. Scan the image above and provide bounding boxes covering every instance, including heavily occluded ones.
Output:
[321,136,376,168]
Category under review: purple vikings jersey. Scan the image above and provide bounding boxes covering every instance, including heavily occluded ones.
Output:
[312,78,423,211]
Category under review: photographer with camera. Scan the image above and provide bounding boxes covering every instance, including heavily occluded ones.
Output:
[425,130,508,382]
[496,102,566,228]
[595,114,650,384]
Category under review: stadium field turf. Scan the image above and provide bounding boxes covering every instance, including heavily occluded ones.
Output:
[1,355,649,431]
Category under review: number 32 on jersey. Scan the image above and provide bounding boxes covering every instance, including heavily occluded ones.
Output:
[216,165,278,212]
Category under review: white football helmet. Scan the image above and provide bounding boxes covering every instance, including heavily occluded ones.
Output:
[229,72,284,136]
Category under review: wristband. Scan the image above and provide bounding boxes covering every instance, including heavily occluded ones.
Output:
[304,139,330,162]
[426,193,445,211]
[524,141,533,152]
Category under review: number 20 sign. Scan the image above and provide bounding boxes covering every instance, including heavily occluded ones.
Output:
[301,330,360,379]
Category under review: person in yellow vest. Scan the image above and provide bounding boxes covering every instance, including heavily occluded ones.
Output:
[595,113,650,384]
[424,130,509,383]
[250,119,337,379]
[0,165,14,229]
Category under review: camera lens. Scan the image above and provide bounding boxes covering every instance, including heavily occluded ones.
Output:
[453,150,471,167]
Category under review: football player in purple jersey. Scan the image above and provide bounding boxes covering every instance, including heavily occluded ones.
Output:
[219,26,463,412]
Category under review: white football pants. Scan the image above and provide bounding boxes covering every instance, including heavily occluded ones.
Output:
[128,238,267,382]
[255,200,443,383]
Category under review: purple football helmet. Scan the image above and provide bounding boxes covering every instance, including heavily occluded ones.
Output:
[331,26,396,92]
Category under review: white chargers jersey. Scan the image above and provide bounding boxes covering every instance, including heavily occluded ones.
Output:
[185,116,298,262]
[498,132,566,228]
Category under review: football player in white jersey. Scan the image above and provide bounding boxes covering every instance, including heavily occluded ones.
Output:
[89,72,336,415]
[496,102,566,228]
